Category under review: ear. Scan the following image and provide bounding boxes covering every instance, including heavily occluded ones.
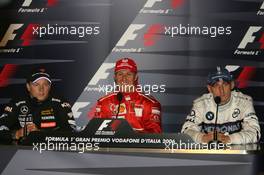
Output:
[26,83,30,92]
[207,85,212,93]
[230,81,235,89]
[134,74,138,81]
[114,74,117,83]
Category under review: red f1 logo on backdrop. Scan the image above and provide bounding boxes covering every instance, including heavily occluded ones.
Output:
[234,26,263,56]
[144,0,184,9]
[113,23,163,52]
[0,64,18,88]
[144,24,163,46]
[19,0,58,13]
[140,0,184,14]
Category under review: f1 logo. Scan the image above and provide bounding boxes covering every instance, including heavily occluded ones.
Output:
[22,0,57,7]
[0,24,23,47]
[116,24,145,47]
[89,63,115,85]
[144,0,162,8]
[144,0,184,9]
[261,1,264,9]
[97,120,112,131]
[22,0,32,7]
[238,26,263,49]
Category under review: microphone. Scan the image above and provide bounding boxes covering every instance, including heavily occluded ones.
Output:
[23,119,28,138]
[214,96,221,105]
[116,92,123,118]
[19,111,30,144]
[117,92,123,102]
[213,96,221,141]
[23,112,30,138]
[209,96,221,147]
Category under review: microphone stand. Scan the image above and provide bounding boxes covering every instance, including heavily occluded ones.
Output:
[115,92,123,118]
[19,113,29,144]
[208,96,222,148]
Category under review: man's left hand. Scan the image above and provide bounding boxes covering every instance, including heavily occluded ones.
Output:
[217,133,231,144]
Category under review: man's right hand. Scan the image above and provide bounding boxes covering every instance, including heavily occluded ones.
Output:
[201,132,231,144]
[15,123,39,140]
[201,132,214,143]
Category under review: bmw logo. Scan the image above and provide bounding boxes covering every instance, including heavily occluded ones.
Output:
[205,111,214,120]
[232,108,240,118]
[190,110,196,117]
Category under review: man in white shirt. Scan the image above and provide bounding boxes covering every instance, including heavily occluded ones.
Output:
[181,67,261,144]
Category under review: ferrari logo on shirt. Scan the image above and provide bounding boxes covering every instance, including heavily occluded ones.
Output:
[109,103,127,115]
[151,115,160,122]
[109,103,116,114]
[125,95,131,101]
[134,107,143,117]
[119,103,127,115]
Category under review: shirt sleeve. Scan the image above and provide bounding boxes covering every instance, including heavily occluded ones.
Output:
[181,104,204,143]
[142,101,162,133]
[94,100,102,118]
[229,99,261,144]
[57,100,76,131]
[0,100,20,132]
[94,99,113,118]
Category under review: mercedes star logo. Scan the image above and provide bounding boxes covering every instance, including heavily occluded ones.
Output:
[20,105,29,114]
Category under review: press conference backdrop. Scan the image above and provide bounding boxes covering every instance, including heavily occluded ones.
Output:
[0,0,264,137]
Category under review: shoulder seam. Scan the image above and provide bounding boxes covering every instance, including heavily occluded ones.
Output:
[51,97,62,103]
[233,91,252,101]
[98,93,117,101]
[194,94,211,104]
[138,93,157,103]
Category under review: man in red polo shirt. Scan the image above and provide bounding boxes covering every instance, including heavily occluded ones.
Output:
[95,58,162,133]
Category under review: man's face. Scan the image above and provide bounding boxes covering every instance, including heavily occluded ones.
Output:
[26,79,51,101]
[115,69,137,92]
[207,80,234,105]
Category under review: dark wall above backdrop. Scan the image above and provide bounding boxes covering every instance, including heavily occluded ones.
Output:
[0,0,146,107]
